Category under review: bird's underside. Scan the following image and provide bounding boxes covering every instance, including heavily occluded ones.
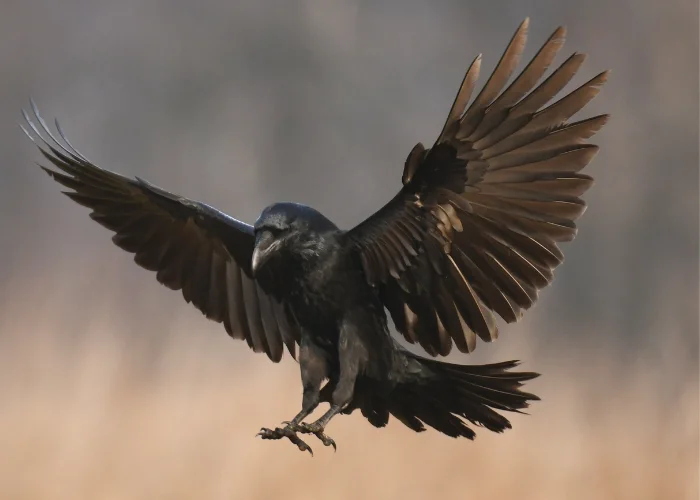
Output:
[22,18,607,455]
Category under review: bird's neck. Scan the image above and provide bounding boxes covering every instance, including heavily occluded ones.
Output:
[256,231,342,295]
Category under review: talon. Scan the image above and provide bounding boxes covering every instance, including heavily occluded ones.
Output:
[319,434,336,450]
[296,422,336,449]
[256,427,276,439]
[297,440,313,456]
[255,424,315,455]
[286,431,314,456]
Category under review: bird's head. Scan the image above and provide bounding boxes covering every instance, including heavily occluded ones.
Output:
[251,202,336,277]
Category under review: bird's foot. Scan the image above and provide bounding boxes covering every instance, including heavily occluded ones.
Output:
[296,422,337,451]
[256,425,313,455]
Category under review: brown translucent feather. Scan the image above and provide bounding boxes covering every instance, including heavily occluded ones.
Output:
[255,287,284,362]
[432,278,470,353]
[225,263,251,342]
[240,272,268,355]
[450,248,522,323]
[484,145,598,176]
[465,26,567,144]
[459,18,530,139]
[445,255,497,342]
[488,26,567,112]
[436,54,482,144]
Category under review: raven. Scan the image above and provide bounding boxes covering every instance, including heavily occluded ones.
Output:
[22,18,607,454]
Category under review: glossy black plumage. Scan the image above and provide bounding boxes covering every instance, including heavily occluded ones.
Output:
[23,18,607,454]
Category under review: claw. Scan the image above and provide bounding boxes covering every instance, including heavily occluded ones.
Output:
[296,422,337,450]
[255,427,274,438]
[256,426,314,455]
[319,434,337,451]
[301,442,314,455]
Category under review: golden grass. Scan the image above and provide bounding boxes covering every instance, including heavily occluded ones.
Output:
[0,312,697,500]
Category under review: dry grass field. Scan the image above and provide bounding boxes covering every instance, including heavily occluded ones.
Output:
[0,305,696,500]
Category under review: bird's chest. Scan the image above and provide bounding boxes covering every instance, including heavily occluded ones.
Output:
[259,241,375,336]
[286,259,348,325]
[286,252,371,334]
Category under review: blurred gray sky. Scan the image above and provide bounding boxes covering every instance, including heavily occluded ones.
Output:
[0,0,697,368]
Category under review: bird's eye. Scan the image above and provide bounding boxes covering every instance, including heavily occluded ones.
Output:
[264,226,284,237]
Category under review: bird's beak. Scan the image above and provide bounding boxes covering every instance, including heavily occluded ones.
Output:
[251,231,280,276]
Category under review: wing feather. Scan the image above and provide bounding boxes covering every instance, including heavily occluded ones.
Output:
[346,20,608,356]
[23,107,299,362]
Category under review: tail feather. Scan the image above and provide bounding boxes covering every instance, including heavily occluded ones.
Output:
[389,357,540,439]
[391,386,480,438]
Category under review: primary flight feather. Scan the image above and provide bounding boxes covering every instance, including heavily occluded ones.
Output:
[23,18,608,454]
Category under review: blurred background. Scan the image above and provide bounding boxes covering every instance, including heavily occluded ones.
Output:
[0,0,697,498]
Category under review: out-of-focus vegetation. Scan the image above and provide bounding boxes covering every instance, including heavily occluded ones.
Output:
[0,0,696,498]
[0,321,696,499]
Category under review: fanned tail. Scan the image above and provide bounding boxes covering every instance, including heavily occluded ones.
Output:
[388,356,540,439]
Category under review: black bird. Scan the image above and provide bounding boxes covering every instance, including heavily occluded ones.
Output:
[22,18,608,454]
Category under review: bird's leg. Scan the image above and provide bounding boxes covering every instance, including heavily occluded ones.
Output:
[257,336,326,455]
[298,323,361,451]
[296,404,343,450]
[276,384,319,429]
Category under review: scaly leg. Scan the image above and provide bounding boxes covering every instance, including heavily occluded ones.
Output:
[256,336,327,455]
[297,321,362,451]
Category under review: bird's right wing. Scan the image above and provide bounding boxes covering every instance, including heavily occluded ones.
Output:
[345,19,608,357]
[22,104,299,362]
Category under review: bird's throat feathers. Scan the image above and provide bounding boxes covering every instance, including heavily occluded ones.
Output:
[254,230,343,293]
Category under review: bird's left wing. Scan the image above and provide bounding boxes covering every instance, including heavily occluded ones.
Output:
[344,19,608,357]
[22,104,299,362]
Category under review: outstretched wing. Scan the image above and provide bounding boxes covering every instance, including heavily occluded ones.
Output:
[22,103,299,362]
[345,18,608,357]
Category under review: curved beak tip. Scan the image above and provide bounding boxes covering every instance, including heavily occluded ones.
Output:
[251,236,280,276]
[251,248,263,276]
